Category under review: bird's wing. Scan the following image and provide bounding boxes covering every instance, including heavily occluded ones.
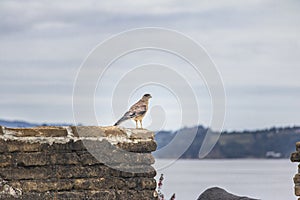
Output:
[114,99,148,126]
[122,110,137,118]
[129,100,147,117]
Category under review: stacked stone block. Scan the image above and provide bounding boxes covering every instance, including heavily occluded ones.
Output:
[290,142,300,199]
[0,126,157,200]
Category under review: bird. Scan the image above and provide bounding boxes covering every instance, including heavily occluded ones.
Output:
[114,94,152,129]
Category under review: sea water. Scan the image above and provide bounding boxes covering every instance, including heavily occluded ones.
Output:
[154,159,297,200]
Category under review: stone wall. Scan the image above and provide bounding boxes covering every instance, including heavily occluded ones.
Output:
[290,142,300,200]
[0,126,158,200]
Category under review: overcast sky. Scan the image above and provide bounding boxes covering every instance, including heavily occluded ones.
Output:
[0,0,299,131]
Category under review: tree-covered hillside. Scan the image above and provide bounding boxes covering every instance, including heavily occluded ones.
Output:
[154,126,300,159]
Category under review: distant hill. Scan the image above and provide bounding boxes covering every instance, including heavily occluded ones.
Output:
[154,126,300,159]
[0,119,72,128]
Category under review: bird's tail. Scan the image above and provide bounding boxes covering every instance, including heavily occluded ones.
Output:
[114,115,130,126]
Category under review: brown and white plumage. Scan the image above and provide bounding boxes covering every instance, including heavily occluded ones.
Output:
[114,94,152,129]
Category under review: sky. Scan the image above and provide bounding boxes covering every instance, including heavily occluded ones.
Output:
[0,0,300,131]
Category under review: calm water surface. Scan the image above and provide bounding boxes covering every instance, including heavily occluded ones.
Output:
[154,159,297,200]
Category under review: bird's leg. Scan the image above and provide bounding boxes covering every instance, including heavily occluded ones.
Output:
[135,120,138,129]
[139,120,143,129]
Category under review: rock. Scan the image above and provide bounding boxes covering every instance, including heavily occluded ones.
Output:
[5,127,68,137]
[0,126,158,200]
[295,185,300,196]
[291,152,300,162]
[296,142,300,151]
[294,173,300,184]
[197,187,259,200]
[71,126,126,137]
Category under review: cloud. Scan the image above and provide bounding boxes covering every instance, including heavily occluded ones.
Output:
[0,0,299,130]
